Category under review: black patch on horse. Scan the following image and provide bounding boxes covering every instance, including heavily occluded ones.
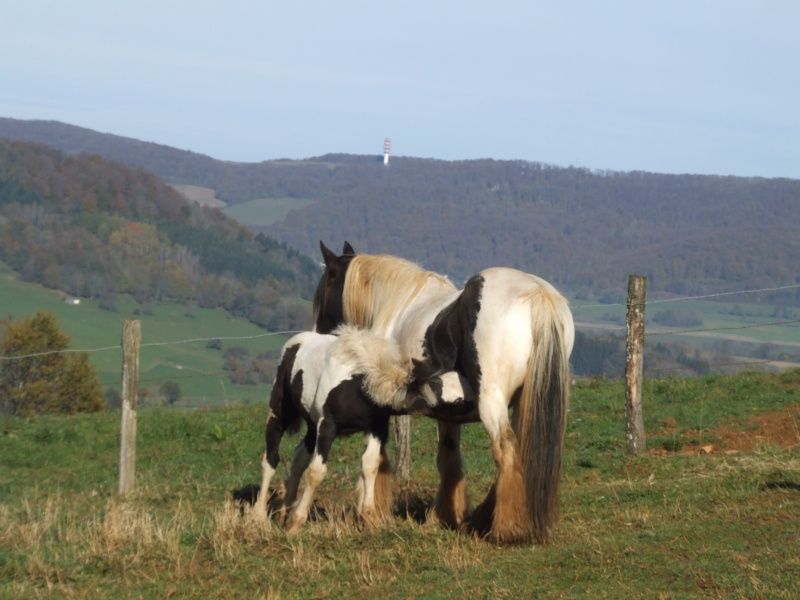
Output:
[265,343,316,469]
[268,342,302,429]
[422,274,484,392]
[317,376,394,462]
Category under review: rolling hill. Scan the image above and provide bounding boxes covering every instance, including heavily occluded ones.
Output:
[0,137,319,332]
[2,117,799,307]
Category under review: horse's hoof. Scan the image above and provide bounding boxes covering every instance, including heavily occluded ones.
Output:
[483,522,534,546]
[357,509,385,530]
[284,514,306,535]
[251,505,269,521]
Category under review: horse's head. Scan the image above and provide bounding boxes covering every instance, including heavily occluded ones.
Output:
[408,358,468,407]
[405,358,443,408]
[313,241,355,334]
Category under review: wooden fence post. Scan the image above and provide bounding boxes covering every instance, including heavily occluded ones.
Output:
[394,415,411,479]
[119,320,141,496]
[625,275,647,455]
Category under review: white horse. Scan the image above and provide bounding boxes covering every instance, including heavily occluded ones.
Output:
[255,325,467,534]
[313,242,574,545]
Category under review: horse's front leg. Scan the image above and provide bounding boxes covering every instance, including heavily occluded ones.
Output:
[285,418,335,535]
[431,421,471,529]
[356,422,392,525]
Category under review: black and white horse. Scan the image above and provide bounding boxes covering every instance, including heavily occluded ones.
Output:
[255,325,467,533]
[313,242,574,545]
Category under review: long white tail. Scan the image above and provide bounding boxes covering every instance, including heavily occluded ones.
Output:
[515,288,572,544]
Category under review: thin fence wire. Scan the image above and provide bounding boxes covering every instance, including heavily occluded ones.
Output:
[1,281,798,396]
[571,283,800,311]
[572,318,800,348]
[0,330,304,361]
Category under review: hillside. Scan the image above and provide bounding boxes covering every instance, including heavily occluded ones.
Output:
[0,259,286,407]
[0,137,319,331]
[2,117,799,306]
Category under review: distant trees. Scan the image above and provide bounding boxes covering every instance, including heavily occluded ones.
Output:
[4,133,800,318]
[222,346,278,386]
[0,139,318,330]
[261,156,800,307]
[0,310,104,416]
[159,381,183,406]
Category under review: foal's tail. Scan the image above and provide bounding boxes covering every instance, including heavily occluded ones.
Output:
[516,287,573,544]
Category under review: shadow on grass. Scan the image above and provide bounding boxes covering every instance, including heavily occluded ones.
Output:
[230,482,437,524]
[761,480,800,492]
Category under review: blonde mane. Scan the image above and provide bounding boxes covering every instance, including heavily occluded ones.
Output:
[343,254,456,334]
[332,325,432,409]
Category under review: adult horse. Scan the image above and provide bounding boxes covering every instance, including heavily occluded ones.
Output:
[313,242,574,545]
[255,325,467,534]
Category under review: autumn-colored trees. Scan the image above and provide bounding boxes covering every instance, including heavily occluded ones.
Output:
[0,139,318,331]
[4,130,800,315]
[0,311,104,416]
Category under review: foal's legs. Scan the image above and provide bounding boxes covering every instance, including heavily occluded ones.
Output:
[432,421,471,528]
[356,422,392,525]
[285,418,336,534]
[279,433,315,521]
[255,410,284,519]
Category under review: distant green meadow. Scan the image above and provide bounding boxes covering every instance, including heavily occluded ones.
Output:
[221,197,316,228]
[0,261,289,407]
[572,294,800,362]
[2,255,798,413]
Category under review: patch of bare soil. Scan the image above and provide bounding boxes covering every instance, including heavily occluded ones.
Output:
[653,405,800,456]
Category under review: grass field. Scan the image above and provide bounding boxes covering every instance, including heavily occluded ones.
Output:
[0,261,288,407]
[1,370,798,598]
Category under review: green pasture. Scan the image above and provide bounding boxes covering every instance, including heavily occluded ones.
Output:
[1,370,798,598]
[572,294,800,356]
[0,262,289,407]
[222,197,316,228]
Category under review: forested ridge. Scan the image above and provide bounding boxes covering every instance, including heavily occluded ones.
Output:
[0,138,319,330]
[2,117,799,306]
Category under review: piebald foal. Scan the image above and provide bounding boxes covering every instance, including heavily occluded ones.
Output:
[255,326,464,533]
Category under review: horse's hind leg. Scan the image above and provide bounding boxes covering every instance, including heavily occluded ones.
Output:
[468,424,532,544]
[431,421,471,529]
[285,418,335,535]
[280,432,315,523]
[468,409,533,545]
[255,411,283,520]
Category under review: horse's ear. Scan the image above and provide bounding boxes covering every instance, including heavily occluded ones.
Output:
[319,241,338,266]
[342,241,355,255]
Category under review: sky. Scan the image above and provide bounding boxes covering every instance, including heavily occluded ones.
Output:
[2,1,799,179]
